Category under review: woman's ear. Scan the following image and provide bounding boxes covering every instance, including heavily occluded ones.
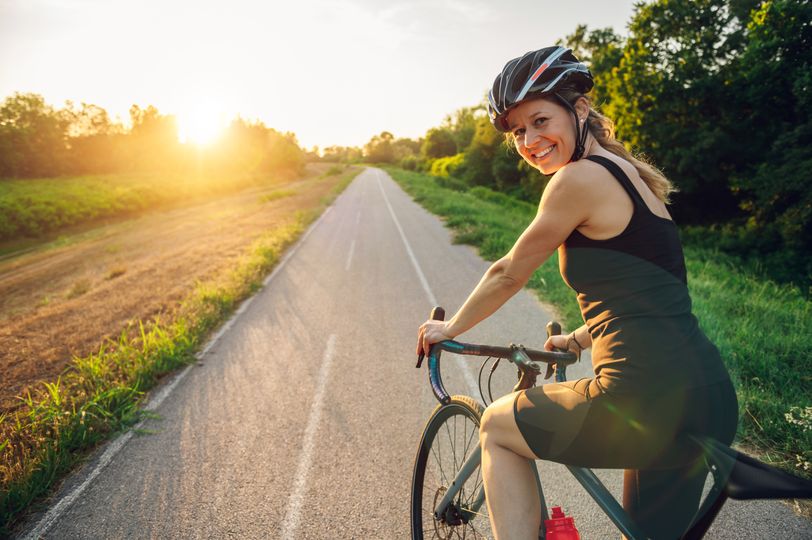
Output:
[574,97,589,124]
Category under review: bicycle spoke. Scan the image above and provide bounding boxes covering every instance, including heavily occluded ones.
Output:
[429,441,447,486]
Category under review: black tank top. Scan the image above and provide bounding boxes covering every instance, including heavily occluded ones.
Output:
[559,155,730,395]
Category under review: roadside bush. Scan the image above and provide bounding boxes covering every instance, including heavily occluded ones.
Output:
[429,153,466,178]
[399,154,425,171]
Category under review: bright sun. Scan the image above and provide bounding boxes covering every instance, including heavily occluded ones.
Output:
[176,102,226,145]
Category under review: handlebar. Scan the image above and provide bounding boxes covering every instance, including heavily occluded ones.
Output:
[416,306,578,405]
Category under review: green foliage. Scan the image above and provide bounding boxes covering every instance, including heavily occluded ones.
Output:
[421,127,457,159]
[363,131,396,163]
[398,154,426,171]
[441,104,484,150]
[559,25,624,108]
[320,145,363,163]
[728,0,812,263]
[388,165,812,479]
[0,169,300,243]
[429,153,466,178]
[460,115,503,187]
[0,93,71,177]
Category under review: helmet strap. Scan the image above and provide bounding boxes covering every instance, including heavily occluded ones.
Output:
[553,93,588,162]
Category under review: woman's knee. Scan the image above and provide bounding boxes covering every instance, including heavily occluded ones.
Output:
[480,393,521,441]
[480,392,539,459]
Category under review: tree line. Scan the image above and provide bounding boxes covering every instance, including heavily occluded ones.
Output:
[351,0,811,291]
[0,94,306,179]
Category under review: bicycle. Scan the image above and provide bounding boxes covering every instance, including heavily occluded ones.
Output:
[410,306,812,539]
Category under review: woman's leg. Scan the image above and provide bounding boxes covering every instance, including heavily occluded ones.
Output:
[480,392,543,540]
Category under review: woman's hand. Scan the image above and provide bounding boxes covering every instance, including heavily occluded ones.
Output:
[416,320,454,357]
[543,333,582,357]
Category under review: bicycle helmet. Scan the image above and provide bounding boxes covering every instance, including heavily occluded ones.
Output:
[488,46,594,161]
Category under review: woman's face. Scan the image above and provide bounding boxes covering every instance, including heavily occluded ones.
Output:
[506,97,583,175]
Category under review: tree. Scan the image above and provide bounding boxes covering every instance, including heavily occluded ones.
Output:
[322,145,363,163]
[421,128,457,159]
[602,0,756,222]
[442,105,484,152]
[127,104,181,170]
[66,102,125,174]
[728,0,812,275]
[363,131,396,163]
[559,25,624,108]
[0,93,70,177]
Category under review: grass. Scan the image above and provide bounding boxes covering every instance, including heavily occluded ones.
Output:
[0,168,302,245]
[65,279,91,299]
[258,188,296,203]
[0,166,361,535]
[385,166,811,478]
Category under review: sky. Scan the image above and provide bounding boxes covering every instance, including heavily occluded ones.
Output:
[0,0,639,149]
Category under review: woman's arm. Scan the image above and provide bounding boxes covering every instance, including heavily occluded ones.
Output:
[417,163,596,356]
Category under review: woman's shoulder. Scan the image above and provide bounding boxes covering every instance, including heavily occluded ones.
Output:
[549,153,623,196]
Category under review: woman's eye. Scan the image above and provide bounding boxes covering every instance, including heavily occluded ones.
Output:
[512,128,525,138]
[534,117,547,126]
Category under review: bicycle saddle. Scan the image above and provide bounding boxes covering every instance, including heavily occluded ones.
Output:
[696,436,812,500]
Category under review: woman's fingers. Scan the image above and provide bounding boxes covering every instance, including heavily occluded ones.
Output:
[417,320,451,358]
[416,325,425,356]
[543,335,567,352]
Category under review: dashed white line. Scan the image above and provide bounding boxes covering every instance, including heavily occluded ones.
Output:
[374,169,479,396]
[281,334,338,540]
[345,238,356,271]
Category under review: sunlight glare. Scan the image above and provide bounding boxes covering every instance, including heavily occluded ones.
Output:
[176,101,227,145]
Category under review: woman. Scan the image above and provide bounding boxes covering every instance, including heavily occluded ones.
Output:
[416,46,738,539]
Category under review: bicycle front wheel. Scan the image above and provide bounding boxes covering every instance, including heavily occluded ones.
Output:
[410,395,493,540]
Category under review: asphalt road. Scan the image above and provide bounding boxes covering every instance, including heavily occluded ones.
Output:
[20,168,812,539]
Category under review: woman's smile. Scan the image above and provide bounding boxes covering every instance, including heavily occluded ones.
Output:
[531,144,556,160]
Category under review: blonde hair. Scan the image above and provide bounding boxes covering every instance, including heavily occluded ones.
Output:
[557,89,677,203]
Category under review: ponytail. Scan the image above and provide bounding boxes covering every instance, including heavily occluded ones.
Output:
[585,107,677,203]
[554,88,677,203]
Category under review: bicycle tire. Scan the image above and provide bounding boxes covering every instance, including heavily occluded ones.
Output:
[410,395,494,539]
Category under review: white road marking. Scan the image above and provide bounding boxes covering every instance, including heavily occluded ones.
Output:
[345,239,356,271]
[281,334,338,540]
[374,169,479,396]
[22,199,339,539]
[376,171,437,306]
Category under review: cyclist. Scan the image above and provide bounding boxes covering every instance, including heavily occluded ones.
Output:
[416,46,738,539]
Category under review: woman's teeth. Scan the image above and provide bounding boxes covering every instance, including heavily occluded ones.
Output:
[534,145,555,158]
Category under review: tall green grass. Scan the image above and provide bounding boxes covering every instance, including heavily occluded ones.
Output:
[0,170,298,244]
[0,167,361,535]
[386,167,811,476]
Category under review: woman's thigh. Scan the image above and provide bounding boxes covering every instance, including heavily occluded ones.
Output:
[480,392,543,461]
[512,378,598,463]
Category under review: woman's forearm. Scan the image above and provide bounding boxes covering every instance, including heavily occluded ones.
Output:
[570,324,592,349]
[445,259,524,338]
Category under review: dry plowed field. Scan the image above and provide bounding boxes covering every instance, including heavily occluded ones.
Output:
[0,164,355,411]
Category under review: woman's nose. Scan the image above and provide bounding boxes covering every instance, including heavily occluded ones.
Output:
[523,128,539,149]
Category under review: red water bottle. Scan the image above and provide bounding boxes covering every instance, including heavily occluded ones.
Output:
[544,506,580,540]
